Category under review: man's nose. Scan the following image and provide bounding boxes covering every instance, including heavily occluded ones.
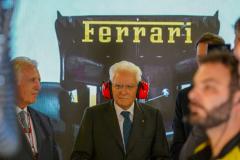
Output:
[119,87,128,93]
[34,80,41,91]
[188,87,198,102]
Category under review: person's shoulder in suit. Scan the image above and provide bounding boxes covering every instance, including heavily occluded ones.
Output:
[137,102,163,115]
[175,86,192,126]
[79,101,113,124]
[28,107,57,137]
[171,86,192,160]
[29,107,49,117]
[83,101,111,114]
[28,107,60,159]
[137,102,170,159]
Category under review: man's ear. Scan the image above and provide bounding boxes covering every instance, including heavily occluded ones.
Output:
[231,91,240,123]
[233,91,240,108]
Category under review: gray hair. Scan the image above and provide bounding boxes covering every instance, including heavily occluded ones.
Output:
[109,61,142,82]
[11,56,38,76]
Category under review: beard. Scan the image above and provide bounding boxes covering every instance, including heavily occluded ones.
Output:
[189,97,232,129]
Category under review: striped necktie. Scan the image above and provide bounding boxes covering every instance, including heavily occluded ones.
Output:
[18,111,30,133]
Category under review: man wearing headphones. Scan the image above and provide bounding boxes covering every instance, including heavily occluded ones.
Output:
[71,61,170,160]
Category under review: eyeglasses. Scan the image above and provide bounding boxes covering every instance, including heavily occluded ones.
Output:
[112,83,137,90]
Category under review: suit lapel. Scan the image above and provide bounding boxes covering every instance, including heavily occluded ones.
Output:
[103,101,125,153]
[17,121,34,156]
[28,108,46,154]
[127,102,145,153]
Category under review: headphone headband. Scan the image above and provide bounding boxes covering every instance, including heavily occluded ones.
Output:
[101,80,149,100]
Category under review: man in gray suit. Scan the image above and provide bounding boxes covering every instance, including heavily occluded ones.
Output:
[7,57,59,160]
[71,61,170,160]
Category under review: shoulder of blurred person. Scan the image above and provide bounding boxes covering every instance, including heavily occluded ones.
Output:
[179,126,207,160]
[170,86,192,160]
[171,33,226,160]
[188,50,240,159]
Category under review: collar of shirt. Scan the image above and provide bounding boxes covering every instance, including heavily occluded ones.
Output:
[16,106,28,114]
[114,102,134,122]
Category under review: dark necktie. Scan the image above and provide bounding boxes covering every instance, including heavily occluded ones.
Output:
[18,111,29,133]
[121,111,132,149]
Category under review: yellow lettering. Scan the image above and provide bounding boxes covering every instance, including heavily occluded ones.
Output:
[99,27,111,43]
[80,20,192,44]
[82,21,94,42]
[168,27,180,43]
[116,27,129,43]
[133,27,146,43]
[185,27,192,43]
[150,27,163,43]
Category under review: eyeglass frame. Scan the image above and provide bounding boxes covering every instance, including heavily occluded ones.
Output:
[112,83,138,90]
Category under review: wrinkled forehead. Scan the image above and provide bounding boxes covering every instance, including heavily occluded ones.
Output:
[19,64,37,73]
[17,64,40,79]
[113,70,137,83]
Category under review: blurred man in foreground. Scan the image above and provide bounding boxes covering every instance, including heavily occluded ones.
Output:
[188,50,240,159]
[171,32,226,160]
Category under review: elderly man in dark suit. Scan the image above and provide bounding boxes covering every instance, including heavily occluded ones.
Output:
[71,60,170,160]
[7,57,59,160]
